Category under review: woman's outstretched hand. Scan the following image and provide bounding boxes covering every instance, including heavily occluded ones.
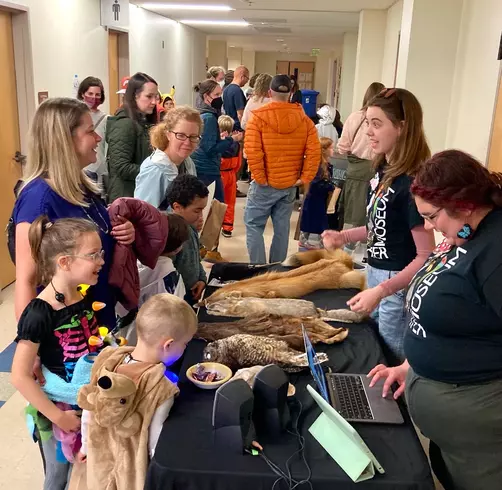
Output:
[111,216,135,245]
[321,230,345,249]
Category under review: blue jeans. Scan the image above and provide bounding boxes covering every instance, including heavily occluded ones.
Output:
[198,174,225,203]
[244,181,296,264]
[367,265,407,365]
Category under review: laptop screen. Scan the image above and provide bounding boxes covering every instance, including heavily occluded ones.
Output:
[302,324,329,402]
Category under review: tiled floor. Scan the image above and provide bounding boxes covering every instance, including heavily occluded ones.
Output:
[0,185,442,488]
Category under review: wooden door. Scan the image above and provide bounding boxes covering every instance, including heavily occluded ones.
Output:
[108,31,120,115]
[276,61,289,75]
[0,10,21,288]
[488,73,502,172]
[288,62,315,90]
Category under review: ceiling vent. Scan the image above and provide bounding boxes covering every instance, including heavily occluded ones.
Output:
[243,18,288,24]
[253,26,292,34]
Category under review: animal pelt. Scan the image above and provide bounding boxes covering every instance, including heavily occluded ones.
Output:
[203,249,365,305]
[282,248,349,268]
[203,334,329,372]
[197,315,348,351]
[204,296,368,324]
[206,297,319,318]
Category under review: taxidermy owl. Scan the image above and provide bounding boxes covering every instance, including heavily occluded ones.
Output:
[203,334,328,372]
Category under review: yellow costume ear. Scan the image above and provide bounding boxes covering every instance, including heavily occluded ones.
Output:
[168,85,175,98]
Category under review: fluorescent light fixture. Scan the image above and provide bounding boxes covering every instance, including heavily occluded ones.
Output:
[141,3,234,11]
[179,20,250,26]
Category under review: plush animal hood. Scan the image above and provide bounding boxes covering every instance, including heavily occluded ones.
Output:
[77,347,178,490]
[317,105,336,126]
[251,101,306,135]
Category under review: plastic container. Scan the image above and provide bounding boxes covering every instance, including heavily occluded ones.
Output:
[300,89,320,117]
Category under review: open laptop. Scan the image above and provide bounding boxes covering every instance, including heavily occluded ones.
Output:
[302,325,404,424]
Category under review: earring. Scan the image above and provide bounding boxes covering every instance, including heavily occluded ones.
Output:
[457,224,473,240]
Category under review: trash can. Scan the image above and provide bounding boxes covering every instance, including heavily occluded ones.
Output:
[300,89,320,117]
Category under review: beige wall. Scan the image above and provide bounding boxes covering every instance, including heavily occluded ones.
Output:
[255,51,317,77]
[207,40,227,70]
[381,0,403,87]
[339,32,358,120]
[352,9,386,112]
[446,0,502,161]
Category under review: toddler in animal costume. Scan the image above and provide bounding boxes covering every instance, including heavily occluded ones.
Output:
[71,294,198,490]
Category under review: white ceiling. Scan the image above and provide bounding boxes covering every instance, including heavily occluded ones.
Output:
[133,0,398,53]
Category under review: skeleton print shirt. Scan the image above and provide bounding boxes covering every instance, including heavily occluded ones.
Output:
[16,296,99,382]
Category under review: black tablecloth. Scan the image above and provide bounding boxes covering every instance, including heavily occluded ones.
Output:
[146,263,434,490]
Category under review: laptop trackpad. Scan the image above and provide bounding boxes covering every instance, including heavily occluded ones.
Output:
[362,377,405,425]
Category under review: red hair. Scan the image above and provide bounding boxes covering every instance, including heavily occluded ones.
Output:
[411,150,502,211]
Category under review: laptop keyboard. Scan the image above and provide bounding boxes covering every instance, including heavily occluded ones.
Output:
[329,375,374,421]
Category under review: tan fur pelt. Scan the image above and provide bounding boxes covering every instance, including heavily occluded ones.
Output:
[204,249,365,305]
[197,314,348,351]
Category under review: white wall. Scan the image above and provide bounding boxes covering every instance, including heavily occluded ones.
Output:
[242,50,256,76]
[381,0,403,87]
[339,32,358,120]
[7,0,206,116]
[446,0,502,161]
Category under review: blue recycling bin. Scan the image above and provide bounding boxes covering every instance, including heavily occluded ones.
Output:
[300,89,320,117]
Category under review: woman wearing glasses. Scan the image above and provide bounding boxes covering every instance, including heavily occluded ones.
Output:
[323,88,435,364]
[13,98,135,330]
[192,79,243,202]
[135,106,202,209]
[106,72,159,202]
[369,150,502,490]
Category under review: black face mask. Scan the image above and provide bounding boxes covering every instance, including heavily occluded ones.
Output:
[210,96,223,111]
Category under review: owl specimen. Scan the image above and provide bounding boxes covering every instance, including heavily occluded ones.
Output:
[203,334,328,372]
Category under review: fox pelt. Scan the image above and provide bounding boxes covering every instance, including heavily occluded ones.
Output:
[203,334,329,372]
[197,314,348,351]
[203,249,365,305]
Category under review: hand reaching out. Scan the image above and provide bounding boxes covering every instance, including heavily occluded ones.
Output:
[367,361,409,399]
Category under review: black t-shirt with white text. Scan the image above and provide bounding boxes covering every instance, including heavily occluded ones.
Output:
[404,208,502,384]
[366,172,424,271]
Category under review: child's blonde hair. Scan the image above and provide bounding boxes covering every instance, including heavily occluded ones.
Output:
[218,115,234,134]
[29,215,98,285]
[150,105,203,151]
[319,137,334,179]
[135,294,198,346]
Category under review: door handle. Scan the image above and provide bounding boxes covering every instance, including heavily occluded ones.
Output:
[13,151,26,165]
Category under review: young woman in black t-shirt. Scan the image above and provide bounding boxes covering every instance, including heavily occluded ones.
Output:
[11,216,105,489]
[323,89,435,364]
[368,150,502,490]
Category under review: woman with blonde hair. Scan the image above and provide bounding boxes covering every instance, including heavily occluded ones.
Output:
[135,106,202,209]
[241,73,272,130]
[323,88,435,364]
[13,98,135,330]
[206,66,226,84]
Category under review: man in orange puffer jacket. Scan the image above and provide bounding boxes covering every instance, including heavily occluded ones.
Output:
[243,74,321,263]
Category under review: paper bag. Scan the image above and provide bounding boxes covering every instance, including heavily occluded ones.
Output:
[200,199,228,251]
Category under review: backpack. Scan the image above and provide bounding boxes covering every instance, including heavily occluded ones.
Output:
[6,180,23,265]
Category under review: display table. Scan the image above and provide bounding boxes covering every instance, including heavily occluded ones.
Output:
[146,263,434,490]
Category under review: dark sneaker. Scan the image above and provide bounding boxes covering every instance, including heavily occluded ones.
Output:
[236,189,247,198]
[221,230,232,238]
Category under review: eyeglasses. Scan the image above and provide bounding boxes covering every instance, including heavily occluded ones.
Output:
[169,131,201,144]
[421,208,443,223]
[71,250,105,262]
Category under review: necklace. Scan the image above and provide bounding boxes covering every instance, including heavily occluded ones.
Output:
[51,281,67,306]
[81,196,110,235]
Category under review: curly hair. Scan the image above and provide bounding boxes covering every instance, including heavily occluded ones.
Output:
[166,175,209,208]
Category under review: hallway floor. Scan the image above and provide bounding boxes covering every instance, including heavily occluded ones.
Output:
[0,185,441,488]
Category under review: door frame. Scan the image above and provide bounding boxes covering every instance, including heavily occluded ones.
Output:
[0,1,35,154]
[488,65,502,170]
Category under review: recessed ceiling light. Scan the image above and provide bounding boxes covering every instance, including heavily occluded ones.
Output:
[229,45,236,47]
[179,20,250,26]
[276,38,284,42]
[141,3,235,11]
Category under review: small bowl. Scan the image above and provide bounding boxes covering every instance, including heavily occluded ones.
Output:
[186,362,232,390]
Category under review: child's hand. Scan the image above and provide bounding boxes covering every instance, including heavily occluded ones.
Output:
[232,132,243,142]
[220,131,229,138]
[55,409,81,433]
[191,281,206,301]
[76,451,87,464]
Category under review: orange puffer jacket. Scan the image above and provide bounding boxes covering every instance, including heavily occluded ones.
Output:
[244,101,321,189]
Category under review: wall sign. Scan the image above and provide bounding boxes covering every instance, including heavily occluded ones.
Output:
[101,0,129,30]
[38,91,49,104]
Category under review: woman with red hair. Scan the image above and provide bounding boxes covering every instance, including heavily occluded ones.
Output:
[369,149,502,490]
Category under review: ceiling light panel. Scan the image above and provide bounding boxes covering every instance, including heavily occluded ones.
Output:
[180,20,250,26]
[141,3,234,11]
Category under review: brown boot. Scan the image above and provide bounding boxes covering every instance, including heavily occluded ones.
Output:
[203,250,227,263]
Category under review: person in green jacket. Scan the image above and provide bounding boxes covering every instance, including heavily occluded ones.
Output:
[106,72,158,202]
